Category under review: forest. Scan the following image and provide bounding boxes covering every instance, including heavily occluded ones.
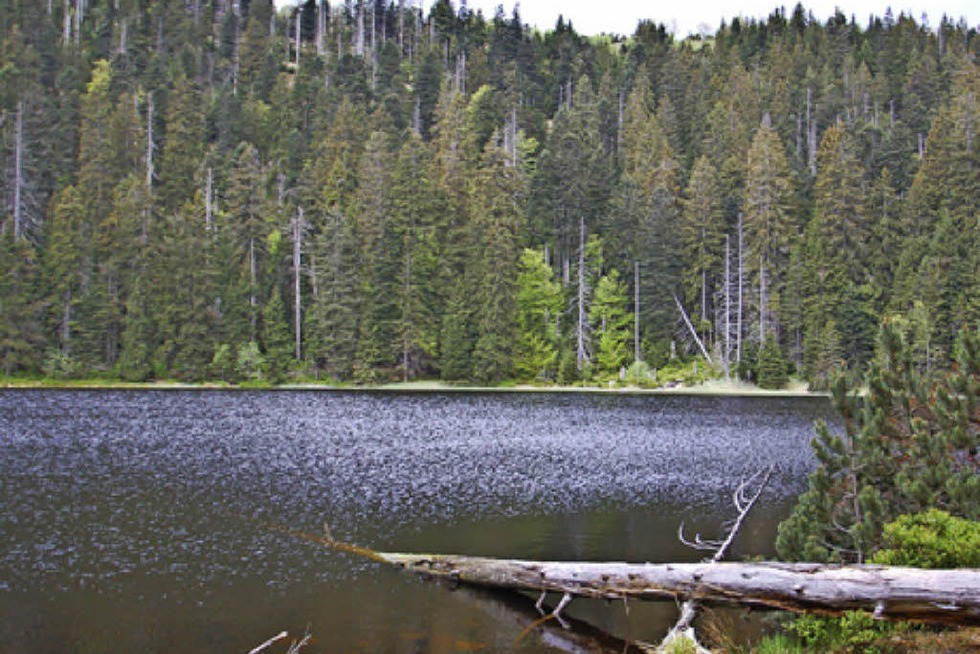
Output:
[0,0,977,386]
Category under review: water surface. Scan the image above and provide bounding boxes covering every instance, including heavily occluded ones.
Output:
[0,389,835,652]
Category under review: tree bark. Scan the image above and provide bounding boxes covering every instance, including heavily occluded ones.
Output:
[368,553,979,626]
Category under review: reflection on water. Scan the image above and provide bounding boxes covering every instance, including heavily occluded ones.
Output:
[0,390,834,652]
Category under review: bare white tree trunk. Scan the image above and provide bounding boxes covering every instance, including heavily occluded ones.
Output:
[74,0,82,47]
[249,236,258,341]
[758,256,765,344]
[736,213,744,370]
[576,215,589,372]
[61,290,72,353]
[63,0,71,47]
[634,260,640,363]
[145,94,154,193]
[370,1,377,87]
[205,167,213,231]
[398,0,405,54]
[118,19,127,54]
[724,235,731,378]
[316,0,325,57]
[294,11,301,68]
[355,2,364,56]
[13,101,24,240]
[806,87,817,175]
[675,295,713,365]
[318,535,980,627]
[293,208,304,361]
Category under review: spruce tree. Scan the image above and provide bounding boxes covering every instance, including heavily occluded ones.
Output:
[743,115,795,341]
[756,333,789,389]
[469,140,521,384]
[0,231,42,375]
[590,269,633,378]
[261,286,292,383]
[681,155,725,326]
[514,248,563,381]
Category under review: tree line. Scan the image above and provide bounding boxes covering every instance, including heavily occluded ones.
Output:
[0,0,977,385]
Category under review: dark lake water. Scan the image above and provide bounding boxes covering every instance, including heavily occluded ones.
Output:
[0,389,835,653]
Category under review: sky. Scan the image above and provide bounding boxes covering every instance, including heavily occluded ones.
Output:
[275,1,979,38]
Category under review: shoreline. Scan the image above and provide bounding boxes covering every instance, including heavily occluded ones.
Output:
[1,378,826,398]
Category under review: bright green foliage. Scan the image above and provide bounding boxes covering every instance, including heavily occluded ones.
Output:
[756,333,789,389]
[589,269,633,377]
[777,322,980,563]
[872,510,980,569]
[514,248,563,381]
[786,610,898,654]
[236,341,265,382]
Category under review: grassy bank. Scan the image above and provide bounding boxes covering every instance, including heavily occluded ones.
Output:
[2,375,824,397]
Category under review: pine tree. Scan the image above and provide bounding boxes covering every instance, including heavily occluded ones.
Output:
[777,322,980,563]
[261,285,292,383]
[811,124,867,285]
[220,141,268,347]
[610,76,682,346]
[302,98,366,379]
[528,74,612,273]
[756,332,788,389]
[158,71,205,214]
[681,155,725,327]
[439,278,474,382]
[514,248,563,380]
[0,231,42,375]
[590,269,633,377]
[352,130,397,380]
[743,114,795,342]
[469,140,521,384]
[151,193,217,381]
[391,131,441,380]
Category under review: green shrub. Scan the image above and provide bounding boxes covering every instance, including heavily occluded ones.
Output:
[42,349,79,380]
[785,611,897,654]
[624,360,656,387]
[871,510,980,569]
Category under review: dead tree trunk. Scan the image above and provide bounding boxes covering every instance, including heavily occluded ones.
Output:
[271,513,980,631]
[674,294,713,365]
[360,552,980,626]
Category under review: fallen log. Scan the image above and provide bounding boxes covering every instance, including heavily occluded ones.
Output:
[262,517,979,627]
[362,551,980,626]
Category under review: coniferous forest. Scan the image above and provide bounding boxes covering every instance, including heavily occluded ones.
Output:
[0,0,977,386]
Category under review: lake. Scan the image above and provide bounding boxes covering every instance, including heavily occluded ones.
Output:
[0,389,836,652]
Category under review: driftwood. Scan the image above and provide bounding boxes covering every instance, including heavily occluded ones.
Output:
[365,552,980,626]
[270,520,980,627]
